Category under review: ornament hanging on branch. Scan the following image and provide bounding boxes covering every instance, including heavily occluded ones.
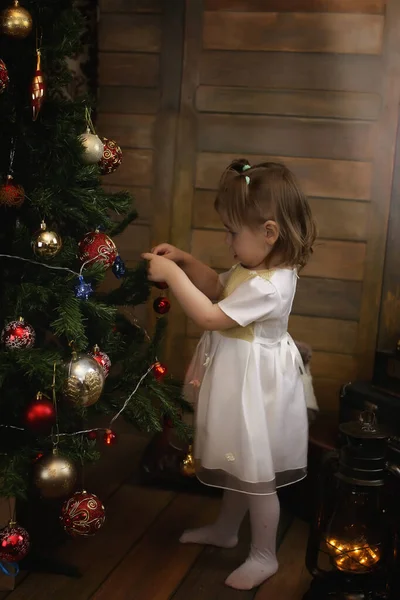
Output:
[112,254,126,279]
[79,128,104,165]
[33,449,77,499]
[0,0,32,39]
[1,317,35,350]
[31,49,45,121]
[181,445,196,477]
[0,59,9,94]
[99,137,122,175]
[0,521,30,562]
[23,392,56,435]
[0,140,24,208]
[32,220,62,258]
[0,175,24,208]
[90,345,111,378]
[79,108,103,165]
[86,430,97,441]
[153,296,170,315]
[78,228,117,268]
[60,490,106,537]
[63,350,105,407]
[152,361,167,382]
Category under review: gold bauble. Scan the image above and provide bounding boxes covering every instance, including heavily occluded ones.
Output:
[32,221,62,258]
[1,1,33,39]
[79,128,104,165]
[33,450,77,499]
[181,445,196,477]
[63,352,105,407]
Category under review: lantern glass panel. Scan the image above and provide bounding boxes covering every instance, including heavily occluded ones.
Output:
[324,484,384,574]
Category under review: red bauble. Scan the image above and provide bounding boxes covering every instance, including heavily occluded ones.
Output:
[154,281,169,290]
[103,429,117,446]
[87,430,97,441]
[0,522,30,562]
[152,361,168,381]
[24,392,56,435]
[0,175,24,208]
[99,138,122,175]
[0,59,9,94]
[153,296,170,315]
[90,345,111,377]
[1,317,35,350]
[78,230,117,268]
[60,490,106,537]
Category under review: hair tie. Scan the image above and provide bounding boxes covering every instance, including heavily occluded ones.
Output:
[242,164,251,185]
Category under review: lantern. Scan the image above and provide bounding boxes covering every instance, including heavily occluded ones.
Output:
[303,411,400,600]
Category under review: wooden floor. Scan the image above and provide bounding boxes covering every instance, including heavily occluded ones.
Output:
[0,430,311,600]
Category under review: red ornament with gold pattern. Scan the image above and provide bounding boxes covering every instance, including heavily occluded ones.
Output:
[89,344,111,377]
[60,490,106,537]
[1,317,35,350]
[152,361,168,381]
[99,137,122,175]
[0,521,30,562]
[78,229,117,268]
[31,49,45,121]
[0,59,9,94]
[153,296,170,315]
[0,175,24,208]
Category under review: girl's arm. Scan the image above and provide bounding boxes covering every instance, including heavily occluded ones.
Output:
[180,253,222,302]
[152,243,222,301]
[143,253,235,331]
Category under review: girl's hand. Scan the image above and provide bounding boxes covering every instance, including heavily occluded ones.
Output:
[151,243,187,266]
[142,252,179,283]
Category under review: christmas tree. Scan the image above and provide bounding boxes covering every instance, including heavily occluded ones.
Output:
[0,0,189,552]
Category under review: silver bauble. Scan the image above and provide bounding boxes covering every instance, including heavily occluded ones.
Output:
[79,129,104,165]
[63,352,105,407]
[33,449,77,499]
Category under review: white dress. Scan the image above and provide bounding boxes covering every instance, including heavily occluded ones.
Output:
[184,264,309,495]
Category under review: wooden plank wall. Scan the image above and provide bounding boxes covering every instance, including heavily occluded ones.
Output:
[97,0,162,268]
[378,110,400,352]
[97,0,184,323]
[98,0,400,413]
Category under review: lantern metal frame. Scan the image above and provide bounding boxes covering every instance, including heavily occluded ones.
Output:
[303,412,399,600]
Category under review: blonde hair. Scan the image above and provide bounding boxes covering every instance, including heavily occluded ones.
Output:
[215,159,317,269]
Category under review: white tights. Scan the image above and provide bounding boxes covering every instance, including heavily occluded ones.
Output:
[180,490,280,590]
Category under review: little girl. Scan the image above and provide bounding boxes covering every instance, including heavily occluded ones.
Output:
[142,159,317,590]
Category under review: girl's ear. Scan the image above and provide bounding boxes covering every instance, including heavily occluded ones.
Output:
[263,220,279,246]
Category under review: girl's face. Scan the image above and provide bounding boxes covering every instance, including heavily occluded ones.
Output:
[223,220,279,270]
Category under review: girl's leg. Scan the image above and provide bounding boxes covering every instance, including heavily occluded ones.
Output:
[225,492,280,590]
[180,489,248,548]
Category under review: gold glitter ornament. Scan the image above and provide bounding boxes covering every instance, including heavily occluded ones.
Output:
[32,221,62,258]
[1,1,33,39]
[181,445,196,477]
